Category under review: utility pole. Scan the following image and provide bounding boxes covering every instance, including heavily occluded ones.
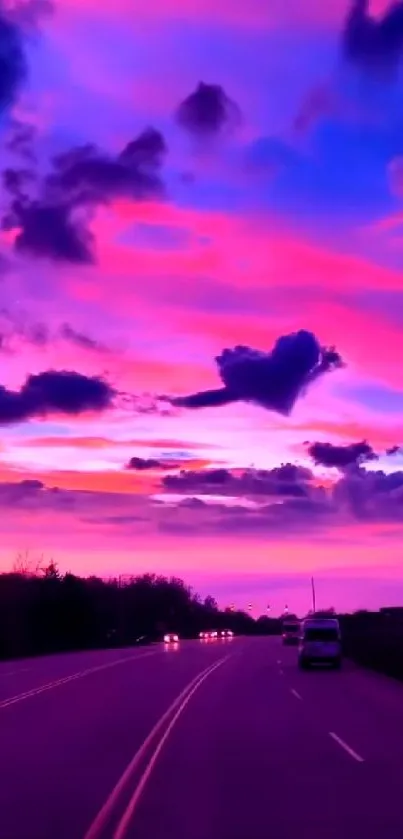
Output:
[311,576,316,614]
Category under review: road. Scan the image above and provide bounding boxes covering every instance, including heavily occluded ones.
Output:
[1,638,403,838]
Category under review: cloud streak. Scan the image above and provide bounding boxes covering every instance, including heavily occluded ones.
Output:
[162,464,312,498]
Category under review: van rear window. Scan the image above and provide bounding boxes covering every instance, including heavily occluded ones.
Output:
[304,628,339,642]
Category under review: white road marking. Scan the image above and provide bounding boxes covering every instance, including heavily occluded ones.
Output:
[84,655,232,839]
[329,732,364,763]
[0,651,159,711]
[290,688,302,700]
[113,656,229,839]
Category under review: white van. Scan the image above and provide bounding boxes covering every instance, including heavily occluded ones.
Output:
[298,617,341,669]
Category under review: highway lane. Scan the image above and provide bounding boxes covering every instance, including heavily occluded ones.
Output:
[2,637,403,838]
[0,638,239,839]
[87,638,403,839]
[0,647,167,703]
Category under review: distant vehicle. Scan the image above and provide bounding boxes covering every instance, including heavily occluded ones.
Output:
[298,617,341,669]
[133,635,150,645]
[282,619,300,645]
[199,630,218,640]
[220,629,234,638]
[163,633,179,643]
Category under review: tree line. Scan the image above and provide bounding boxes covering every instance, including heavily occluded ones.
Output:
[0,561,281,660]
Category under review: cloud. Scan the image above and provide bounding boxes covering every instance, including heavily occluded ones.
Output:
[0,5,26,114]
[49,127,166,205]
[172,330,343,415]
[175,82,241,137]
[0,0,52,116]
[0,311,108,354]
[162,464,312,498]
[342,0,403,78]
[334,467,403,520]
[59,323,106,353]
[5,120,37,162]
[127,456,179,471]
[6,459,403,539]
[0,370,115,425]
[308,440,378,469]
[0,309,50,351]
[4,199,95,264]
[2,127,167,264]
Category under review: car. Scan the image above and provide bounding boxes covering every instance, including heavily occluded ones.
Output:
[163,633,179,643]
[199,630,218,640]
[282,619,300,645]
[220,629,234,638]
[298,617,341,669]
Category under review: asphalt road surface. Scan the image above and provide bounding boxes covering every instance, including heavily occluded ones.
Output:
[1,637,403,839]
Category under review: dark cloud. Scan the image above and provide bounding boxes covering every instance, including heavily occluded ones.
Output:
[176,82,240,137]
[0,7,26,114]
[334,467,403,520]
[0,0,52,116]
[172,330,343,415]
[162,465,312,498]
[127,456,168,471]
[308,440,377,470]
[48,127,166,205]
[4,199,95,264]
[387,445,402,456]
[343,0,403,77]
[308,439,402,470]
[127,455,183,470]
[0,370,115,425]
[2,127,167,263]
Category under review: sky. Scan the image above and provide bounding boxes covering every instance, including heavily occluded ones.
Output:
[1,0,403,614]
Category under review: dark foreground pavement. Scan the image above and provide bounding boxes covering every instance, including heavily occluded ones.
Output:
[1,638,403,839]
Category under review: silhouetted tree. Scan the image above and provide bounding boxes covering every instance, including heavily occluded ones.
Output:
[0,568,281,661]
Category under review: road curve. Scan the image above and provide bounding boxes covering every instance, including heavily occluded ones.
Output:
[1,638,403,838]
